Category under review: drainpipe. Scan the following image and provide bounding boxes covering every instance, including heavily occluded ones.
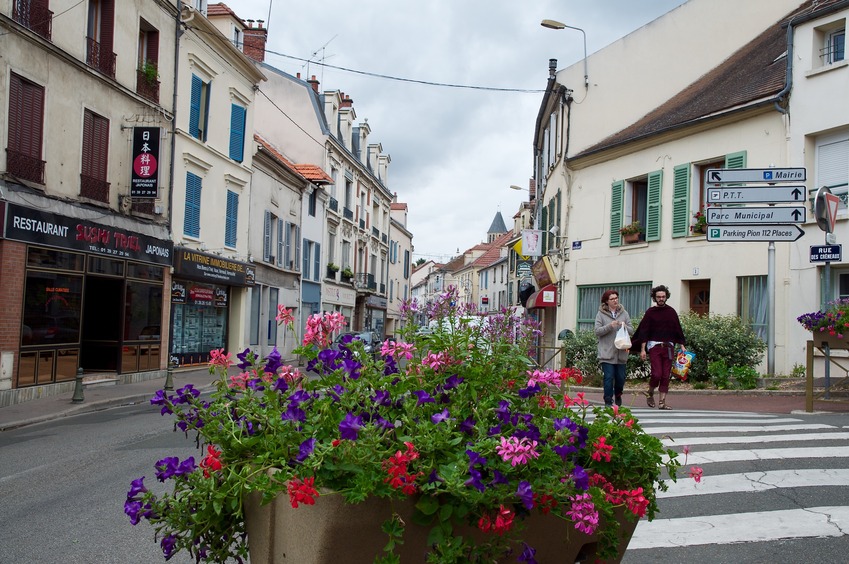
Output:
[168,4,184,236]
[773,16,797,114]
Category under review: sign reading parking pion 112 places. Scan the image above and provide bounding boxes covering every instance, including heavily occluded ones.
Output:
[705,167,807,184]
[707,225,804,242]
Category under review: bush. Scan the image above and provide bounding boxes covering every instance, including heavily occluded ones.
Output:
[731,365,759,390]
[559,329,650,382]
[679,313,766,382]
[707,359,731,389]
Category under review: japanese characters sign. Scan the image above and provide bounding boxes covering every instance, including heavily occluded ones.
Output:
[130,127,160,198]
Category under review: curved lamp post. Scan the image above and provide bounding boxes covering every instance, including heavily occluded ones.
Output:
[541,19,588,89]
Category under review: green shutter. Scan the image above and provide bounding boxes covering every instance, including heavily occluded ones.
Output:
[541,206,548,251]
[725,151,747,169]
[610,181,624,247]
[671,164,691,238]
[646,170,663,241]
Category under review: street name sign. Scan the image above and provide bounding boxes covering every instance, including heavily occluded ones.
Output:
[706,225,804,242]
[706,206,806,225]
[810,244,842,262]
[706,185,806,204]
[706,168,807,184]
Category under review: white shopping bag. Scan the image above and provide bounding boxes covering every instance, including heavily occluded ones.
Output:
[614,325,631,350]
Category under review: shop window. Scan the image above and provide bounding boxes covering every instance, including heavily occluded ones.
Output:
[27,247,84,271]
[127,262,164,281]
[7,72,46,184]
[124,281,163,341]
[88,256,124,276]
[21,271,83,347]
[80,108,110,202]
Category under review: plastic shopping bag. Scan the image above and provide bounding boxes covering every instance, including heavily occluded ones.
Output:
[671,351,696,381]
[614,325,632,350]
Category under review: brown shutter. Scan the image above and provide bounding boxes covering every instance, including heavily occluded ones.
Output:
[101,0,115,53]
[8,73,23,150]
[82,109,94,177]
[94,114,109,180]
[147,30,159,65]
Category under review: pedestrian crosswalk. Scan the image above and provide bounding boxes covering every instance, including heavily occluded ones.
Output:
[624,407,849,559]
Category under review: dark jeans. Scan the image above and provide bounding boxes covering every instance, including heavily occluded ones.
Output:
[601,362,626,406]
[648,345,673,393]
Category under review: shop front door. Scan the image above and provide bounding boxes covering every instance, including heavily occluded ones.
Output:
[80,276,123,371]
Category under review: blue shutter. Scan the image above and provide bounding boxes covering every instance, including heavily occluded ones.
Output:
[295,226,301,271]
[314,242,321,282]
[277,219,284,266]
[229,104,246,162]
[263,211,271,260]
[202,81,211,142]
[189,75,201,139]
[302,239,310,277]
[184,172,201,237]
[284,222,291,268]
[225,190,238,247]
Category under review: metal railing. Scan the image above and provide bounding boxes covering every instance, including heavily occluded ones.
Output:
[135,70,160,103]
[86,37,116,78]
[343,207,354,220]
[328,197,338,212]
[13,0,52,40]
[80,174,110,202]
[6,148,45,184]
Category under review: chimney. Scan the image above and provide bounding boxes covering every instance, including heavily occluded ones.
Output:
[340,93,353,108]
[243,19,267,63]
[307,75,320,93]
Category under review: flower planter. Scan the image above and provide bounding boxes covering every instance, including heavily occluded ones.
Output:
[812,332,849,350]
[622,232,641,245]
[244,492,638,564]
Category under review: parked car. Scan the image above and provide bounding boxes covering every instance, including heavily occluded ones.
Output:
[333,331,382,358]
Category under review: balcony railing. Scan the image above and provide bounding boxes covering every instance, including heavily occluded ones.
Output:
[380,283,386,295]
[381,233,388,244]
[6,148,45,184]
[367,273,377,291]
[359,219,366,230]
[328,197,339,212]
[80,174,110,202]
[372,226,380,238]
[135,70,160,103]
[13,0,52,40]
[86,37,116,78]
[343,207,354,220]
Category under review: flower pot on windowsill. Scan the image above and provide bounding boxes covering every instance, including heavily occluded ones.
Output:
[243,491,639,564]
[622,232,641,244]
[812,332,849,350]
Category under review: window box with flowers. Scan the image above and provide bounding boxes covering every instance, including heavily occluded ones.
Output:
[340,267,354,283]
[798,298,849,348]
[619,221,644,244]
[125,288,690,563]
[691,208,708,235]
[326,262,340,279]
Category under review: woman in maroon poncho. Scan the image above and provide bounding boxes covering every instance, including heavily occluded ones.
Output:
[631,285,686,410]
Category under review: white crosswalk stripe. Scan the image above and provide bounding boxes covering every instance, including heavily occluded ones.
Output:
[625,407,849,556]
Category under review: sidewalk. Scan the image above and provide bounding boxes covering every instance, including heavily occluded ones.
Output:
[1,370,845,431]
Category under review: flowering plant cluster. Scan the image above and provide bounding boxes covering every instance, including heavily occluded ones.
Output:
[797,298,849,338]
[125,287,681,563]
[619,221,644,236]
[691,207,708,234]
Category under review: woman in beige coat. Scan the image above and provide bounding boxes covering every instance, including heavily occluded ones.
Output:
[594,290,633,407]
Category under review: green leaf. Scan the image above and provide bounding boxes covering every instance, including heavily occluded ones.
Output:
[426,525,445,547]
[415,495,440,515]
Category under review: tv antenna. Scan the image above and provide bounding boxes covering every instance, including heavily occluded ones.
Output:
[304,35,337,85]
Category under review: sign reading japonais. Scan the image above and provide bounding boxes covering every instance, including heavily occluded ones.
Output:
[130,127,160,198]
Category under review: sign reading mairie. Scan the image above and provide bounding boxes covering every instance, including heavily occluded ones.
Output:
[1,202,172,265]
[173,246,255,287]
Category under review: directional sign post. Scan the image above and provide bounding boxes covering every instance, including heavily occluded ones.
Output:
[706,168,807,184]
[706,225,805,242]
[707,185,806,204]
[706,206,805,225]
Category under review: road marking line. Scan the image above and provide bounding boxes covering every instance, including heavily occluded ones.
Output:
[629,506,849,549]
[644,424,835,434]
[658,468,849,498]
[664,446,849,464]
[661,432,849,447]
[638,417,803,424]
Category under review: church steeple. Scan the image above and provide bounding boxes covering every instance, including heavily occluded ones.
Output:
[486,211,507,244]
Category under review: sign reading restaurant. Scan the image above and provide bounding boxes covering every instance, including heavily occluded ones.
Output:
[0,202,172,265]
[173,246,255,287]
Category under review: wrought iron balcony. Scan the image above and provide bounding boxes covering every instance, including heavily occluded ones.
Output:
[372,226,379,238]
[359,219,366,230]
[343,207,354,220]
[381,233,388,244]
[380,283,386,295]
[86,37,116,78]
[135,70,160,103]
[6,148,45,184]
[13,0,52,40]
[328,197,339,212]
[80,174,110,202]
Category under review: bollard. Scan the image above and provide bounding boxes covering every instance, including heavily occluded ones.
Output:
[164,361,175,392]
[71,367,85,403]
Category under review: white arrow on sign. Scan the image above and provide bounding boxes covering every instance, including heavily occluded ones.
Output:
[706,206,806,225]
[706,224,805,242]
[707,185,806,204]
[706,168,807,184]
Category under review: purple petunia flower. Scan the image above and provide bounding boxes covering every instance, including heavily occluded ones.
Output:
[428,469,445,484]
[444,374,464,389]
[572,464,590,491]
[236,348,253,370]
[431,409,451,424]
[127,477,147,499]
[458,416,476,434]
[161,534,178,560]
[495,400,511,423]
[553,444,578,460]
[264,347,283,373]
[518,383,541,398]
[372,389,391,406]
[124,499,143,525]
[150,390,172,415]
[466,449,487,467]
[413,390,436,406]
[339,412,364,440]
[373,416,395,430]
[289,390,311,407]
[281,405,306,423]
[297,438,316,463]
[517,480,534,510]
[489,469,509,487]
[273,377,289,393]
[154,457,179,482]
[518,543,537,563]
[464,467,486,492]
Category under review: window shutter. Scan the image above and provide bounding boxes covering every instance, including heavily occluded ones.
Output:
[225,190,238,247]
[295,226,301,271]
[8,74,23,149]
[541,206,548,251]
[100,0,115,53]
[82,110,94,177]
[725,151,747,169]
[277,219,284,266]
[93,113,109,180]
[314,242,321,282]
[646,170,663,241]
[671,164,691,238]
[284,222,291,267]
[147,30,159,65]
[184,172,202,237]
[263,211,271,260]
[302,240,310,277]
[10,75,45,159]
[228,104,246,162]
[202,81,211,142]
[818,137,848,190]
[189,75,201,138]
[609,181,624,247]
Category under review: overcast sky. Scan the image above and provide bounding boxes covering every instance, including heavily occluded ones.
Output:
[235,0,687,263]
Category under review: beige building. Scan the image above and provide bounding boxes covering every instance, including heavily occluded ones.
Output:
[386,199,413,337]
[533,0,847,375]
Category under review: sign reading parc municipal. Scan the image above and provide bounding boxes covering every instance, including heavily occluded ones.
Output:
[1,202,172,265]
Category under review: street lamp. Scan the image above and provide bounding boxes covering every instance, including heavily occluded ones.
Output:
[541,19,588,89]
[510,185,528,191]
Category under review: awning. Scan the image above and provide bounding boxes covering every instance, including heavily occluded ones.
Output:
[525,284,557,309]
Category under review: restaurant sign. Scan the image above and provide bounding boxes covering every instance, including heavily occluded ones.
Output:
[0,202,172,265]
